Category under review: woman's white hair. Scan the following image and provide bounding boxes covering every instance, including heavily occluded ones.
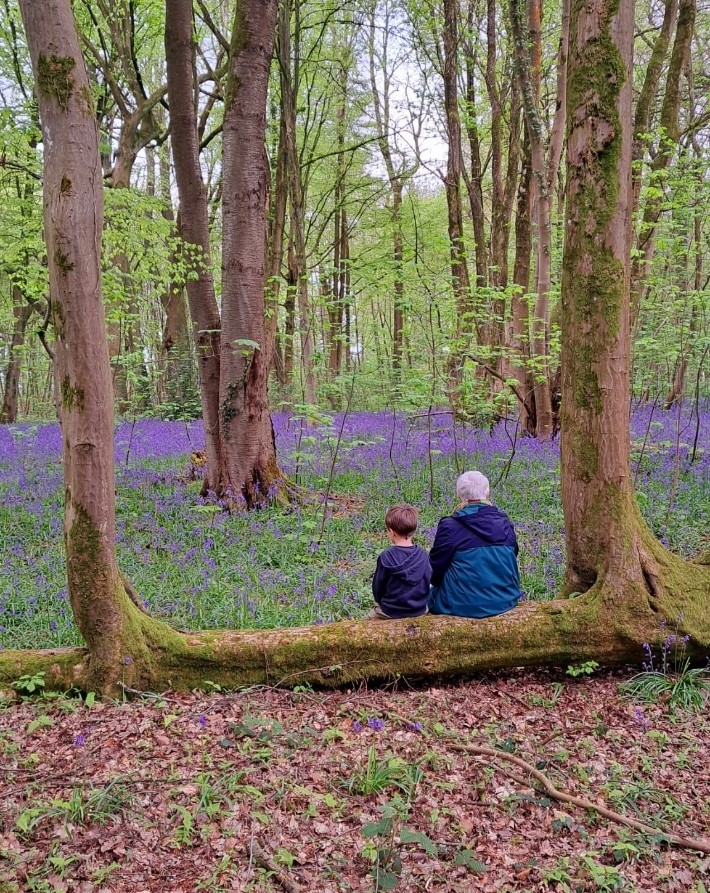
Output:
[456,470,490,502]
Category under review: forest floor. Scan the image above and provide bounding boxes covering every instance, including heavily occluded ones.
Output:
[0,668,708,893]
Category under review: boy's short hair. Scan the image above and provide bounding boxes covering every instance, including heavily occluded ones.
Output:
[385,504,418,537]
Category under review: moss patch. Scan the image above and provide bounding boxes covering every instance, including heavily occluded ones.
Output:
[37,54,76,112]
[60,376,84,411]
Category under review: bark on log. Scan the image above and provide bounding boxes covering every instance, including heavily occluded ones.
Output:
[2,556,707,694]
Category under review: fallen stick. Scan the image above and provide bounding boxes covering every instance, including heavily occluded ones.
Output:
[452,743,710,854]
[247,839,305,893]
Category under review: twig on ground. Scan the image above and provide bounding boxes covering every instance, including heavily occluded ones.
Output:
[247,839,304,893]
[451,743,710,854]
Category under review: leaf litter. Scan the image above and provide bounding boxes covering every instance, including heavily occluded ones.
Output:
[0,667,708,892]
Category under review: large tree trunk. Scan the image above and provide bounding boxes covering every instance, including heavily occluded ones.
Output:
[219,0,285,502]
[0,290,32,424]
[559,0,708,627]
[17,0,182,693]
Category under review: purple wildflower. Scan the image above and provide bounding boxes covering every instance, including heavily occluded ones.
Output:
[198,714,207,729]
[367,717,385,731]
[633,707,651,731]
[74,733,86,747]
[408,721,423,732]
[352,720,363,733]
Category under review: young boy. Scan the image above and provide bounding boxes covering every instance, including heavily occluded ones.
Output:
[367,504,431,620]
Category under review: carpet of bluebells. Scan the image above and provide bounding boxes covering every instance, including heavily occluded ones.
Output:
[0,405,707,649]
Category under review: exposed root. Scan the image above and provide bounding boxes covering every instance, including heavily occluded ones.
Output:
[451,743,710,854]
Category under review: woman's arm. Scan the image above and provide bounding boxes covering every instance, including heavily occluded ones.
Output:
[429,519,458,586]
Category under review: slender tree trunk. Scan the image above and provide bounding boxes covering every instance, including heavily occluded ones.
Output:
[510,0,568,440]
[368,3,409,375]
[165,0,223,490]
[279,0,316,407]
[630,0,695,329]
[265,101,288,379]
[442,0,473,402]
[158,145,193,408]
[665,193,701,408]
[220,0,285,502]
[0,291,32,424]
[631,0,678,218]
[391,183,404,370]
[486,0,504,285]
[464,2,486,288]
[511,132,536,434]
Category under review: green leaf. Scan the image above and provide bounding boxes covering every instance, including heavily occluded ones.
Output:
[27,715,53,734]
[362,817,392,838]
[455,849,487,872]
[399,827,438,856]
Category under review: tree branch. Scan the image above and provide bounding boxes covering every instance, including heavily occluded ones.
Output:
[451,743,710,855]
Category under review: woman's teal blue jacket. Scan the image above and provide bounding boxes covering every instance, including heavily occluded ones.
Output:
[427,502,522,618]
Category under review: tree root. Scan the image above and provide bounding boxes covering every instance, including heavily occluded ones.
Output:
[451,743,710,854]
[247,839,304,893]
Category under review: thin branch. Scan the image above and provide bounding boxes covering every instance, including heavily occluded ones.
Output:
[247,840,305,893]
[466,354,535,418]
[451,743,710,854]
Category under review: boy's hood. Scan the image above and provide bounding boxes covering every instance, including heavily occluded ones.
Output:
[380,546,430,583]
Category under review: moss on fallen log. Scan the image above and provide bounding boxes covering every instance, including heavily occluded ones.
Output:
[1,561,708,695]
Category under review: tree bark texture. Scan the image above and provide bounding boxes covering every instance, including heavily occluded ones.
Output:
[559,0,709,628]
[510,133,536,434]
[158,147,194,408]
[368,4,409,373]
[631,0,678,219]
[279,0,316,407]
[509,0,564,440]
[18,0,152,692]
[442,0,473,404]
[0,291,32,424]
[220,0,285,503]
[165,0,223,492]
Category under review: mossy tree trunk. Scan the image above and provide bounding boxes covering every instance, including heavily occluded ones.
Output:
[559,0,709,633]
[14,0,175,692]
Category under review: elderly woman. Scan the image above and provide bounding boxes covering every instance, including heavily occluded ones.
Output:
[428,471,522,618]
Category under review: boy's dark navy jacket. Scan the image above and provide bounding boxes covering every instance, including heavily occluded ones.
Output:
[428,503,521,618]
[372,545,431,618]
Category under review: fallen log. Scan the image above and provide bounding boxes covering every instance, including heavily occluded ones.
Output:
[1,569,708,695]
